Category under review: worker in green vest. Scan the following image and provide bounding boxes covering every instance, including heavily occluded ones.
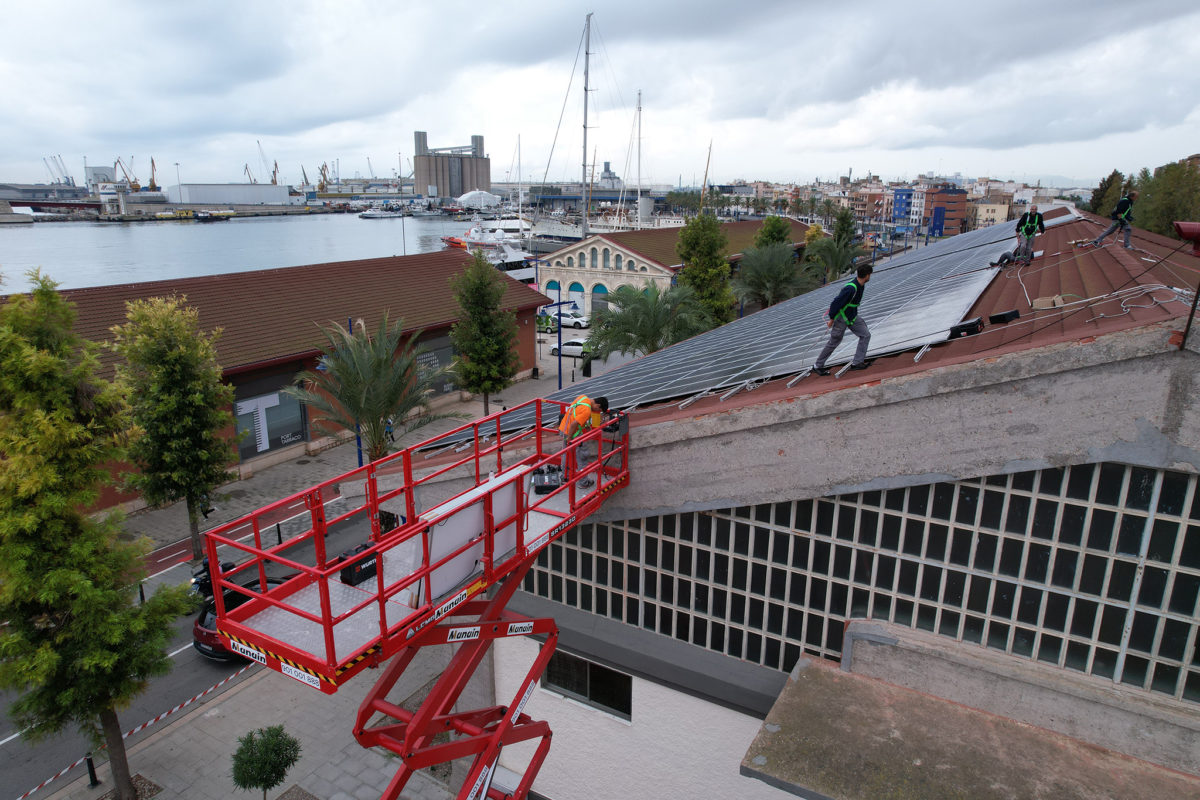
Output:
[1087,190,1139,249]
[813,263,873,376]
[1013,204,1044,264]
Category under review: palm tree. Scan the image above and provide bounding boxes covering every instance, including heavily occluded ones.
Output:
[587,283,713,360]
[284,314,456,462]
[807,197,819,221]
[820,198,837,227]
[806,235,869,284]
[732,243,821,309]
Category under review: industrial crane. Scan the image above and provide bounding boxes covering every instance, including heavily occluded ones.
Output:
[147,158,160,192]
[114,157,140,191]
[317,162,330,193]
[301,165,310,187]
[244,164,257,184]
[271,160,280,185]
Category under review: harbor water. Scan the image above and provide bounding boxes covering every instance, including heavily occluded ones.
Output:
[0,213,477,294]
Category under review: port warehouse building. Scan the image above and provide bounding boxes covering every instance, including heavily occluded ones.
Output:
[30,248,549,510]
[481,209,1200,797]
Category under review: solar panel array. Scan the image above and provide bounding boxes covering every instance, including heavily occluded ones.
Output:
[493,212,1074,429]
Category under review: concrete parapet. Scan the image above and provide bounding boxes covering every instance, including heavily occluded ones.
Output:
[841,619,1200,776]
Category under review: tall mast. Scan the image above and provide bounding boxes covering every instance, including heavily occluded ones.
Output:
[636,89,642,230]
[581,12,592,238]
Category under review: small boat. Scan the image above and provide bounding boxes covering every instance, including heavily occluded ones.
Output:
[359,207,405,219]
[194,209,232,222]
[441,235,468,249]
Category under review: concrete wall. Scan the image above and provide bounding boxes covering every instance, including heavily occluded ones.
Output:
[494,636,794,800]
[603,323,1200,521]
[841,620,1200,776]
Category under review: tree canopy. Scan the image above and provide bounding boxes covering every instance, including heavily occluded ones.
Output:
[732,243,819,309]
[833,207,857,244]
[1088,169,1125,214]
[1133,161,1200,238]
[110,296,236,561]
[587,283,713,359]
[753,215,793,249]
[449,252,519,415]
[284,315,454,463]
[676,213,736,325]
[232,725,302,800]
[806,235,868,283]
[0,273,194,800]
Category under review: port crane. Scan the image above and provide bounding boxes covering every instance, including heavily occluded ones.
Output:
[244,164,257,184]
[205,398,630,800]
[147,158,159,192]
[114,157,140,191]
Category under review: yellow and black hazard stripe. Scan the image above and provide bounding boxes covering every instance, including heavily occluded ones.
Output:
[225,634,339,688]
[336,644,382,676]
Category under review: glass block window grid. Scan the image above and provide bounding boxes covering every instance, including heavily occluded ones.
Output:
[523,463,1200,705]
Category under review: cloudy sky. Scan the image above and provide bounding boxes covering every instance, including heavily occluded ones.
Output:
[3,1,1198,190]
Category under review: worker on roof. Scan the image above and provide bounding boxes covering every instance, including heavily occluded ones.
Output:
[558,395,609,488]
[1087,190,1139,249]
[1014,204,1044,264]
[813,264,873,376]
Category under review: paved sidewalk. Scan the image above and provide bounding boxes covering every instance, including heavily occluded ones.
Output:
[47,650,456,800]
[46,344,625,800]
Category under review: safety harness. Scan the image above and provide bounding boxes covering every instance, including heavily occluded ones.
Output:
[834,281,863,324]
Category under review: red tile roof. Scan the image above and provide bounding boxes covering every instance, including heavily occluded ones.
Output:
[43,250,549,374]
[594,219,812,270]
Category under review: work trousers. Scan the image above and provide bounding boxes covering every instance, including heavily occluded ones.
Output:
[1092,219,1132,248]
[1014,233,1036,261]
[815,316,871,369]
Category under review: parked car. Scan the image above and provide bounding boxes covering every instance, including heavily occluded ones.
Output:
[192,574,286,661]
[550,338,594,358]
[552,310,590,329]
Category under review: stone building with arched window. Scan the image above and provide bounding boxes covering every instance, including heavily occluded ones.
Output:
[536,219,812,316]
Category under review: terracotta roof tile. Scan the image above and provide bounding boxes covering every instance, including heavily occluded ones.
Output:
[594,219,812,270]
[34,250,549,374]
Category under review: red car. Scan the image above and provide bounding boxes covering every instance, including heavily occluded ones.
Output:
[192,575,284,661]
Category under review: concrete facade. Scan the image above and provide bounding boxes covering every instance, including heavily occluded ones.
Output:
[605,323,1199,521]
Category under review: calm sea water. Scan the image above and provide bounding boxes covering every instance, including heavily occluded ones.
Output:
[0,213,474,294]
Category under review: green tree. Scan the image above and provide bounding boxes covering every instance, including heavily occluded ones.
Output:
[820,198,837,226]
[753,215,792,248]
[804,224,825,248]
[1134,161,1200,238]
[807,235,868,283]
[807,197,819,221]
[449,252,519,415]
[732,243,819,309]
[833,207,857,244]
[284,314,453,463]
[587,283,712,359]
[665,190,701,214]
[0,273,194,800]
[231,725,302,800]
[676,213,736,324]
[110,296,237,562]
[1088,169,1125,214]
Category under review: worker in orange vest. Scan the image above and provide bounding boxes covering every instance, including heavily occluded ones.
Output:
[558,395,609,487]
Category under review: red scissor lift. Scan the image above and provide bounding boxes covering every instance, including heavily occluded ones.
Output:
[205,399,629,800]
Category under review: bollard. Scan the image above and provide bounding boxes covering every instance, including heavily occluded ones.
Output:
[138,582,145,605]
[86,753,100,787]
[276,522,283,546]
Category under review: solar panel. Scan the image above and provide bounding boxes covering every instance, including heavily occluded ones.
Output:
[483,212,1074,432]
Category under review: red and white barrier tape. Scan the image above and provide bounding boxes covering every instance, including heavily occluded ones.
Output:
[14,663,256,800]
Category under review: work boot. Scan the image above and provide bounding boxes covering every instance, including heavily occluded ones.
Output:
[813,366,831,376]
[849,362,870,371]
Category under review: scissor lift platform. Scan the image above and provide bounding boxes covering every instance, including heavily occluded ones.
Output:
[205,398,629,799]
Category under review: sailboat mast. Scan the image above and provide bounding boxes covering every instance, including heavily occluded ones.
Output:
[581,12,592,238]
[636,89,642,231]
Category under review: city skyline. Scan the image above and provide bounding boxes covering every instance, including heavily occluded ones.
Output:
[3,1,1198,190]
